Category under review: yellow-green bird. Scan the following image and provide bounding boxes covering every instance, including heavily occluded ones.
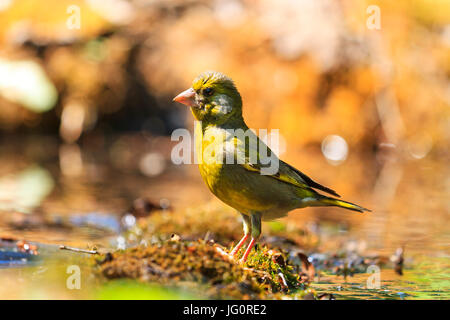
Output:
[173,71,370,263]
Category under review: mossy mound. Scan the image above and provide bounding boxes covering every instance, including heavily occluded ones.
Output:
[97,239,309,299]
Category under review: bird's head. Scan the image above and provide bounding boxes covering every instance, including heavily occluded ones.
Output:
[173,71,242,125]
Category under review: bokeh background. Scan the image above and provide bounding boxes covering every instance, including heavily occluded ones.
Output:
[0,0,448,259]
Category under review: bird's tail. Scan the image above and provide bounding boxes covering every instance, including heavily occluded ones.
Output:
[317,196,371,213]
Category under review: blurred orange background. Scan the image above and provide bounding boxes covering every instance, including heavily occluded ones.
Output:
[0,0,448,256]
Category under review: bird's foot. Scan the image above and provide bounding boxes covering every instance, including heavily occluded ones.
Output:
[229,248,239,257]
[228,251,244,264]
[225,250,246,265]
[214,243,251,265]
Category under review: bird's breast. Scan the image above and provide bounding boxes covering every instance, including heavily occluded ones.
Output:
[196,125,298,217]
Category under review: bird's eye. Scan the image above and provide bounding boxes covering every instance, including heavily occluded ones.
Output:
[203,87,214,96]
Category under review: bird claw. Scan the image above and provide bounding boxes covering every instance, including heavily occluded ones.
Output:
[229,252,243,264]
[226,251,245,265]
[215,246,244,264]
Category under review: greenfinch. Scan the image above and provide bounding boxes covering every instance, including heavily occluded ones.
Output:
[173,71,370,262]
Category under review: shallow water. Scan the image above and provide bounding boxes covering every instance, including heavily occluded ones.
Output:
[312,257,450,300]
[0,135,448,299]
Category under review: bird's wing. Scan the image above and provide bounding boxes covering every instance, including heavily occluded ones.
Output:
[241,160,340,197]
[225,131,340,197]
[229,132,340,197]
[278,160,340,197]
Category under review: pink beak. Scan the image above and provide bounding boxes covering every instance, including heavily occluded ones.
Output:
[173,88,197,107]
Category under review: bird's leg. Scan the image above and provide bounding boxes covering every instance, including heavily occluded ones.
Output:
[240,238,256,263]
[240,212,261,263]
[230,213,250,256]
[230,234,248,256]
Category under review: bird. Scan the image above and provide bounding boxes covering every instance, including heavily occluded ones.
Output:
[173,71,370,263]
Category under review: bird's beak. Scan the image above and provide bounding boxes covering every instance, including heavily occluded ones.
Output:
[173,88,197,107]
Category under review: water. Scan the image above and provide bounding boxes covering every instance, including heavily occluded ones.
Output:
[312,256,450,300]
[0,135,448,299]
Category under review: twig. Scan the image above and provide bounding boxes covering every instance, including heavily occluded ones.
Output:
[215,245,233,261]
[59,245,98,254]
[277,269,289,292]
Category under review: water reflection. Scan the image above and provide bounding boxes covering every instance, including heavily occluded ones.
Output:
[0,166,54,213]
[0,134,448,299]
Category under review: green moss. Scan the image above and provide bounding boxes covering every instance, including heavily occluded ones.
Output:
[239,245,306,294]
[95,239,310,299]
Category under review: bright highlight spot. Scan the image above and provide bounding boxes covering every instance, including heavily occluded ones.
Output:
[0,59,57,113]
[321,135,348,165]
[87,0,134,24]
[139,152,166,177]
[408,134,433,159]
[214,0,246,28]
[0,0,12,11]
[0,166,54,213]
